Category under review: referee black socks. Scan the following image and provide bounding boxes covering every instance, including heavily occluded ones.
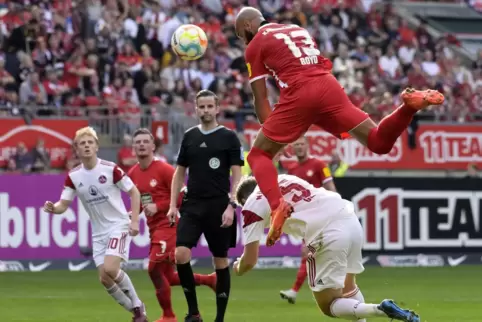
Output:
[177,262,200,315]
[215,267,231,322]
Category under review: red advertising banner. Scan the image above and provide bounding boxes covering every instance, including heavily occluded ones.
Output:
[152,121,169,144]
[0,119,88,169]
[222,122,482,170]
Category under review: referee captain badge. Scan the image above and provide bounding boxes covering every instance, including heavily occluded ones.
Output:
[209,157,220,169]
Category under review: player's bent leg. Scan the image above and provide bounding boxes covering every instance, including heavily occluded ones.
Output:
[104,255,146,321]
[314,287,420,321]
[280,255,307,304]
[342,274,366,322]
[98,264,134,312]
[148,261,177,321]
[248,131,293,246]
[349,88,444,155]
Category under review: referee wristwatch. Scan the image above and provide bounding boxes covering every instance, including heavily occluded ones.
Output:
[229,201,238,209]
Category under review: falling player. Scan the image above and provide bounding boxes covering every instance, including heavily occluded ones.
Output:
[234,7,445,245]
[234,175,420,322]
[43,127,148,322]
[280,136,337,304]
[128,128,217,322]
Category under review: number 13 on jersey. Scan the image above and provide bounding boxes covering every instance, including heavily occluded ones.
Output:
[274,29,320,65]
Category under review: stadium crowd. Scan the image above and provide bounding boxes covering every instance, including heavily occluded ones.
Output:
[1,0,481,172]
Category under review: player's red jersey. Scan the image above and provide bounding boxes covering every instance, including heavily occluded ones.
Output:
[245,23,332,89]
[287,158,332,188]
[128,159,176,239]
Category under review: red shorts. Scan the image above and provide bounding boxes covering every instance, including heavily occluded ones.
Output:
[149,228,176,263]
[262,74,369,144]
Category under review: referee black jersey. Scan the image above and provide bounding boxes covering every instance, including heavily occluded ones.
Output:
[176,125,244,199]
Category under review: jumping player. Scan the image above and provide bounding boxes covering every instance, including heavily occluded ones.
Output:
[128,128,217,322]
[234,175,420,322]
[280,136,336,303]
[43,127,147,322]
[234,7,445,246]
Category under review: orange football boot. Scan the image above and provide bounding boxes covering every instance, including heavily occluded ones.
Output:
[154,316,177,322]
[266,199,294,247]
[400,87,444,110]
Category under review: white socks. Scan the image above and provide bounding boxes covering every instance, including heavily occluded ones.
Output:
[115,270,142,308]
[106,284,133,311]
[330,288,386,320]
[344,288,367,322]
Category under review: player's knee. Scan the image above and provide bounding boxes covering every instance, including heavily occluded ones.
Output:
[148,262,160,279]
[213,257,229,269]
[313,289,342,318]
[343,274,357,295]
[99,270,111,286]
[175,246,191,264]
[103,264,120,279]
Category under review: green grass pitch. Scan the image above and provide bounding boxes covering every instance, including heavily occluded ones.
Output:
[0,266,479,322]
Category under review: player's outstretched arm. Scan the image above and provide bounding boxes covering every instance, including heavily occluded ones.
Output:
[43,199,72,215]
[250,79,272,124]
[234,241,260,276]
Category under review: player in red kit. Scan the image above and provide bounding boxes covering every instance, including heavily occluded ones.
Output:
[280,136,338,303]
[128,128,216,322]
[235,7,445,246]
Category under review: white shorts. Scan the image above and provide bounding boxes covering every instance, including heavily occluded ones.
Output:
[93,230,132,267]
[305,207,365,292]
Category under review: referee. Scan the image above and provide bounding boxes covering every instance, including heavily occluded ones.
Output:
[167,90,243,322]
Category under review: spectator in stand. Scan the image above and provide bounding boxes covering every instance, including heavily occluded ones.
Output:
[118,134,137,172]
[379,46,401,78]
[8,142,33,173]
[19,72,48,108]
[31,139,51,172]
[421,49,441,77]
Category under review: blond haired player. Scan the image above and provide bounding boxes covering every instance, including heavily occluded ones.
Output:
[233,175,420,322]
[43,127,148,322]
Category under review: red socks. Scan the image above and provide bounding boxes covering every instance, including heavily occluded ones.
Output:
[247,147,282,210]
[292,257,307,292]
[367,104,416,154]
[148,261,175,318]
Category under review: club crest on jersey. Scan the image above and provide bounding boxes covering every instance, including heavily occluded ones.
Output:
[209,157,220,169]
[98,175,107,184]
[306,170,314,177]
[150,179,157,187]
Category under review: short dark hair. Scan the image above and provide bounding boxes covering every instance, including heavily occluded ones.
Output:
[133,128,154,140]
[195,89,219,106]
[235,176,258,206]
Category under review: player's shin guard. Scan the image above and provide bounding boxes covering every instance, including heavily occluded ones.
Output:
[149,262,175,317]
[330,298,385,319]
[176,262,200,316]
[215,267,231,322]
[367,104,416,155]
[292,257,307,292]
[115,270,143,308]
[247,147,282,210]
[343,287,366,322]
[106,284,134,311]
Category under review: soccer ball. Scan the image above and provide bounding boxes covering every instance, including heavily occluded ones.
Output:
[171,24,208,61]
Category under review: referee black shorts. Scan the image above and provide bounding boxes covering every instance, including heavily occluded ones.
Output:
[176,195,237,258]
